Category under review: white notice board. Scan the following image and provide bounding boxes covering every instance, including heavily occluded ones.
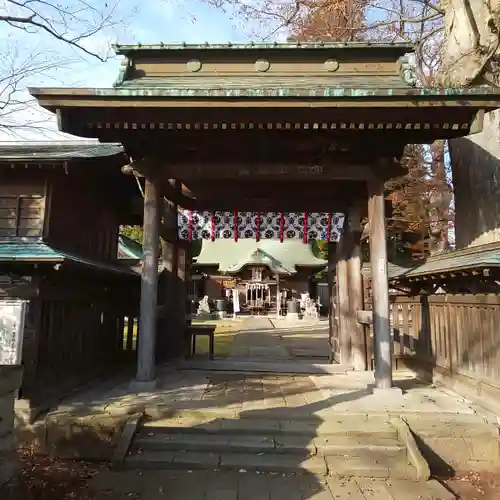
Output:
[0,299,26,365]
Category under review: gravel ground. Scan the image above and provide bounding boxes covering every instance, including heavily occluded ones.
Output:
[2,451,500,499]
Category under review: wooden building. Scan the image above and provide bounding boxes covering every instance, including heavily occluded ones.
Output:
[193,240,326,315]
[30,41,500,391]
[0,142,142,419]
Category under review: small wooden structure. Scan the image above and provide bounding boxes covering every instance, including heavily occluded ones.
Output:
[30,42,500,391]
[0,142,141,418]
[186,324,216,359]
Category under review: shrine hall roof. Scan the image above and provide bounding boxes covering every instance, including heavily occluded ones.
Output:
[194,240,326,275]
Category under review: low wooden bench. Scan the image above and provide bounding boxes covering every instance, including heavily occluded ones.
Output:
[185,324,216,360]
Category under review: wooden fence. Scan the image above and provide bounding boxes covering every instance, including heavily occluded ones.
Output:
[375,294,500,401]
[9,271,141,418]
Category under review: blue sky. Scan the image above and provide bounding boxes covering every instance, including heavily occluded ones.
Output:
[0,0,254,138]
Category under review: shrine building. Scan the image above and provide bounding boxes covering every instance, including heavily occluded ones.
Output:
[29,41,500,393]
[192,239,327,315]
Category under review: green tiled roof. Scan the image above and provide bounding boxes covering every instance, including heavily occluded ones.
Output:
[0,240,62,261]
[118,235,143,260]
[0,141,124,161]
[362,261,417,281]
[194,240,326,274]
[45,85,500,100]
[0,239,138,276]
[395,241,500,279]
[30,41,500,102]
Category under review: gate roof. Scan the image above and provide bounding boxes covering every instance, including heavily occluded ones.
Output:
[29,42,500,142]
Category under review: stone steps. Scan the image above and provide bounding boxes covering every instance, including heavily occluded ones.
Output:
[134,431,405,457]
[141,414,399,438]
[125,449,417,479]
[124,416,421,479]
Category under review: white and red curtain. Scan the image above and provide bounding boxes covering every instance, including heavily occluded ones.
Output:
[177,211,345,243]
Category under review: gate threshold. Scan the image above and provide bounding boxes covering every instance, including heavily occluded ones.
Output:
[176,358,353,375]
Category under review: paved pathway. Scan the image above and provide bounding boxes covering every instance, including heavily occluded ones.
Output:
[58,370,481,419]
[228,320,330,363]
[88,470,455,499]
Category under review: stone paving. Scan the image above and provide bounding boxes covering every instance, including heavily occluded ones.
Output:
[56,369,483,420]
[88,469,456,499]
[228,320,330,363]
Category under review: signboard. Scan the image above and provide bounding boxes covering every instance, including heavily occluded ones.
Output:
[0,300,26,365]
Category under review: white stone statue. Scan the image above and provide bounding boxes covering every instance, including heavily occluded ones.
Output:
[302,293,319,320]
[197,295,211,318]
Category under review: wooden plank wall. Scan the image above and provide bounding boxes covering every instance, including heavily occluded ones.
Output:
[18,273,140,408]
[47,174,119,260]
[373,294,500,402]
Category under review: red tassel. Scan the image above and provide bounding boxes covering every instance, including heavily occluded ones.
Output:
[326,213,332,242]
[303,212,308,244]
[211,213,215,241]
[279,212,284,243]
[188,210,193,241]
[234,210,238,242]
[256,212,260,242]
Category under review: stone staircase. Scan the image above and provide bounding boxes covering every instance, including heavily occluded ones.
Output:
[123,413,426,480]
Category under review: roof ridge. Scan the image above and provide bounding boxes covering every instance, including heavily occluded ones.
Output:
[423,241,500,262]
[113,42,415,54]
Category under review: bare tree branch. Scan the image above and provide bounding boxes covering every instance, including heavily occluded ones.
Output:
[1,0,133,134]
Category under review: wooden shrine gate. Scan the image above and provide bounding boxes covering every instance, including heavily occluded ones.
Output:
[30,41,500,392]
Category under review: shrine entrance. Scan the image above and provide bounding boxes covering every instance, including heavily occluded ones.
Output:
[30,41,499,392]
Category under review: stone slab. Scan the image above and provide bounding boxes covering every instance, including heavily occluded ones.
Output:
[138,433,232,452]
[86,468,489,500]
[274,435,317,455]
[124,450,175,469]
[314,436,403,457]
[172,451,221,468]
[219,453,327,475]
[177,359,351,375]
[128,379,158,393]
[326,455,390,479]
[111,413,143,469]
[327,477,366,499]
[371,386,404,398]
[384,478,456,500]
[228,435,275,452]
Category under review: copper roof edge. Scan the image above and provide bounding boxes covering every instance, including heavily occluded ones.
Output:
[112,41,415,54]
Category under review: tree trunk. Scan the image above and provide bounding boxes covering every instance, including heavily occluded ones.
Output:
[442,0,500,248]
[450,112,500,248]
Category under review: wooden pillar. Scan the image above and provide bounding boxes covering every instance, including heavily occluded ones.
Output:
[276,274,280,319]
[168,181,180,313]
[347,203,367,371]
[327,242,337,363]
[161,180,184,359]
[368,177,393,389]
[136,178,160,382]
[336,235,351,365]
